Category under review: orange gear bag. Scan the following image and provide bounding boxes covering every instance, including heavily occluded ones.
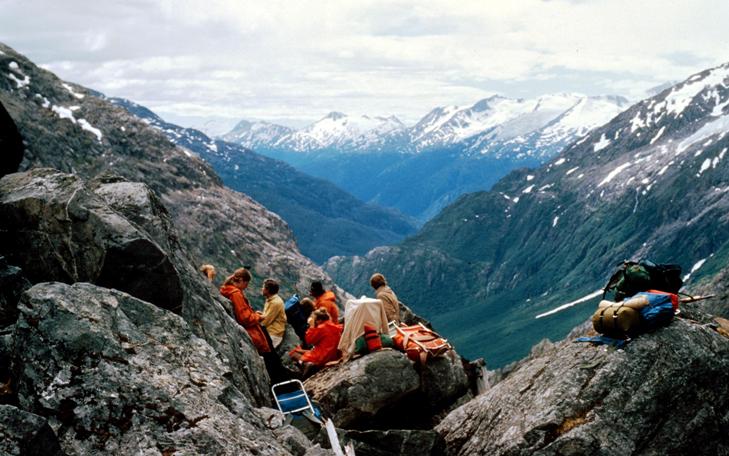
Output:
[392,323,452,364]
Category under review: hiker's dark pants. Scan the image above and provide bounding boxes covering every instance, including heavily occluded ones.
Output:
[260,325,295,384]
[263,351,295,384]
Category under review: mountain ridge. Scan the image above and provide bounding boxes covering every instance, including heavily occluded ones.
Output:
[224,93,629,156]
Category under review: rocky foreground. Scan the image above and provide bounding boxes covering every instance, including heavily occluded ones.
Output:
[437,308,729,455]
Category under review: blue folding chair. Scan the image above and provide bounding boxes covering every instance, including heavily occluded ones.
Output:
[272,379,316,416]
[272,379,324,440]
[272,381,349,454]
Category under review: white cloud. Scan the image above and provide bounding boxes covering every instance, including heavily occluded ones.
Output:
[1,0,728,128]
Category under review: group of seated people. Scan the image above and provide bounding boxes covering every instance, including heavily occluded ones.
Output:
[200,264,400,382]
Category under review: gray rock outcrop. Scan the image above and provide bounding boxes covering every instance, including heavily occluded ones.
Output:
[303,346,470,431]
[436,311,729,455]
[0,404,65,456]
[11,281,294,455]
[419,351,470,410]
[305,350,421,428]
[0,168,182,310]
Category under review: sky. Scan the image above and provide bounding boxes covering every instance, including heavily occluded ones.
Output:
[2,0,728,133]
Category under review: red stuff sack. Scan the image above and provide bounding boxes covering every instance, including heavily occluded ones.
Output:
[364,323,382,352]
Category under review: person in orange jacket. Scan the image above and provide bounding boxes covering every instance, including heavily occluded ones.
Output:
[290,308,342,378]
[220,268,271,354]
[309,281,339,323]
[220,267,292,384]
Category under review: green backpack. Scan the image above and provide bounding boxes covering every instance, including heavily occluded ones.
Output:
[603,260,683,301]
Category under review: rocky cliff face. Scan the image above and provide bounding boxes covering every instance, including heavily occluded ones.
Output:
[436,305,729,455]
[0,167,313,454]
[12,281,290,455]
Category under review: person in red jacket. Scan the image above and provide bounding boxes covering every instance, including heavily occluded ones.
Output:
[310,281,339,323]
[290,308,342,378]
[220,267,292,384]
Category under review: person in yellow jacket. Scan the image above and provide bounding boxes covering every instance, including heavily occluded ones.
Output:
[258,278,287,348]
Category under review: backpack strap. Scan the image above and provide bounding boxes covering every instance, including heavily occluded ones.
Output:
[603,261,629,298]
[596,303,622,332]
[598,306,609,330]
[612,303,625,328]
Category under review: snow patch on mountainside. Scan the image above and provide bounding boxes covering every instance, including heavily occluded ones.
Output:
[598,162,632,187]
[664,65,729,116]
[677,114,729,155]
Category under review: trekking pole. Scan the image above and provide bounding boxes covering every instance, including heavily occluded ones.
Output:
[680,295,716,303]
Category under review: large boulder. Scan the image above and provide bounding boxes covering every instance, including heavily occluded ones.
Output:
[11,281,293,455]
[91,177,178,252]
[304,350,420,428]
[89,174,272,403]
[436,310,729,456]
[0,168,182,309]
[419,351,470,411]
[0,404,64,456]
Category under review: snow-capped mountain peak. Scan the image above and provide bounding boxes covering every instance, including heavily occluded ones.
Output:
[406,93,627,155]
[222,93,629,158]
[275,112,406,152]
[549,61,729,205]
[219,119,292,150]
[471,95,509,112]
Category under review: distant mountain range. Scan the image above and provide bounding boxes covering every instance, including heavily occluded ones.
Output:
[324,62,729,367]
[108,99,416,264]
[222,94,630,222]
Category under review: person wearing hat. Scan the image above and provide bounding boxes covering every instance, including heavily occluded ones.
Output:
[309,281,339,323]
[370,272,400,324]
